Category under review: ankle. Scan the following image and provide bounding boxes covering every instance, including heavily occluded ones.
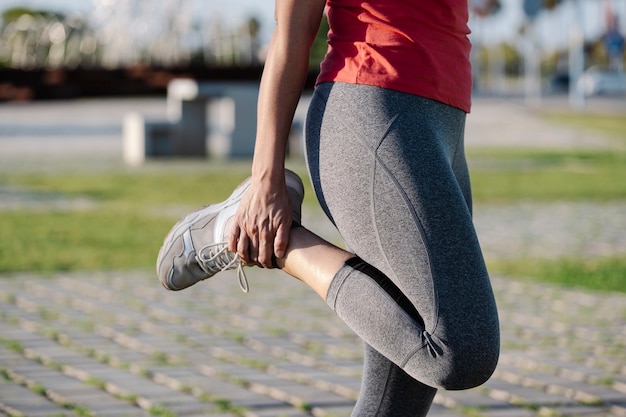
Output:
[279,226,354,299]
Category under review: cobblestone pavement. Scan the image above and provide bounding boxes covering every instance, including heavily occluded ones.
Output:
[1,97,626,416]
[474,201,626,260]
[0,268,625,417]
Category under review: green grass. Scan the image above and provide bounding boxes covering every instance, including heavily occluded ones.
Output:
[490,257,626,293]
[468,149,626,202]
[0,162,256,206]
[0,124,625,293]
[0,162,315,274]
[0,209,169,271]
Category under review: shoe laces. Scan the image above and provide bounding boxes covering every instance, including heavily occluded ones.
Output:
[196,242,249,293]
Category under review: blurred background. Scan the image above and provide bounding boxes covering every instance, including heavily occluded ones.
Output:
[0,0,624,104]
[1,4,625,416]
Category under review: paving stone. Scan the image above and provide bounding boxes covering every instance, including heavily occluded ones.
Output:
[306,403,357,417]
[613,377,626,394]
[183,414,236,417]
[480,407,535,417]
[435,389,511,409]
[1,261,625,416]
[243,407,312,417]
[211,387,293,410]
[426,404,468,417]
[610,402,626,417]
[539,404,609,416]
[83,404,153,417]
[152,401,225,414]
[0,379,72,416]
[3,361,153,415]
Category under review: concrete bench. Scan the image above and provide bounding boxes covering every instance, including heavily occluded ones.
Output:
[123,79,259,165]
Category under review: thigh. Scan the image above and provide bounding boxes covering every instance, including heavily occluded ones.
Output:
[306,82,498,345]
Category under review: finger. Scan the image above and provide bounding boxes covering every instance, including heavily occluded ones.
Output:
[257,227,275,268]
[273,222,289,260]
[237,229,251,265]
[247,229,260,266]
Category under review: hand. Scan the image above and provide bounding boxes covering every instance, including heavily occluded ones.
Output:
[228,176,293,268]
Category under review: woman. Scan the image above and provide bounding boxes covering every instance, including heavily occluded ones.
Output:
[157,0,500,414]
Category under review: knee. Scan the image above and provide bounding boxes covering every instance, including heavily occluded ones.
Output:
[404,340,500,391]
[436,348,500,390]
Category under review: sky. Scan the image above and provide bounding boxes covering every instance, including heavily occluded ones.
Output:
[2,0,625,49]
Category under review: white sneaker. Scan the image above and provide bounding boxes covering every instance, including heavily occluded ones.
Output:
[156,170,304,292]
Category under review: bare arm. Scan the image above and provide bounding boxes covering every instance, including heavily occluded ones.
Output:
[229,0,326,268]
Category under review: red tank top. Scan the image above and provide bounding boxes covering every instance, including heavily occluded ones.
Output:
[316,0,472,113]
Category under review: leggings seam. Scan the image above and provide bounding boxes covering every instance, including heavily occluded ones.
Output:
[400,343,429,368]
[372,359,393,417]
[361,110,440,334]
[370,116,398,291]
[326,267,351,311]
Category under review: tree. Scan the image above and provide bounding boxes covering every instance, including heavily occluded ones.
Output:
[470,0,502,17]
[1,7,64,26]
[543,0,563,10]
[0,6,98,69]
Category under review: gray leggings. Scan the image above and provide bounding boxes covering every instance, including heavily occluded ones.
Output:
[304,82,500,416]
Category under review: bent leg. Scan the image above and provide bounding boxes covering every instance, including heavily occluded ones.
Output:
[278,232,439,416]
[303,82,499,390]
